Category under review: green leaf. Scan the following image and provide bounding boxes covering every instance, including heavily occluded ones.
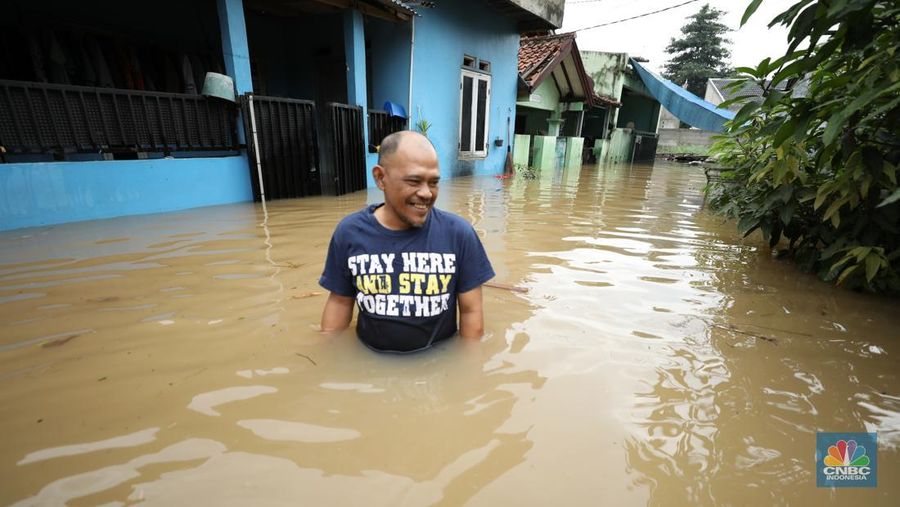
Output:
[860,176,871,199]
[878,188,900,208]
[787,5,818,52]
[768,51,806,72]
[771,59,813,87]
[773,118,797,149]
[860,89,900,124]
[814,189,829,210]
[769,0,815,29]
[780,202,795,225]
[741,0,764,27]
[853,247,872,263]
[884,162,897,186]
[823,198,843,220]
[865,254,881,282]
[738,216,760,237]
[823,110,849,147]
[836,264,859,285]
[732,101,761,127]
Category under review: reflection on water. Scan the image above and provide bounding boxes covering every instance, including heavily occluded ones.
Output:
[1,162,898,505]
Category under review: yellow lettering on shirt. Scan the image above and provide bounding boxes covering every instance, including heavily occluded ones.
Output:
[409,273,426,295]
[425,274,440,295]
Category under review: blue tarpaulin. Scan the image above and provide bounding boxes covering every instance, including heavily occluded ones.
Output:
[629,59,735,133]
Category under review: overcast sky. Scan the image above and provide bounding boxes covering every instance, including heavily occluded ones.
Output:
[560,0,798,74]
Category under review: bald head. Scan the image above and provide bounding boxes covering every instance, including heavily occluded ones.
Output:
[377,130,438,168]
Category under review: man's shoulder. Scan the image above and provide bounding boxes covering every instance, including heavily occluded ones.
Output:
[432,207,474,231]
[334,206,373,232]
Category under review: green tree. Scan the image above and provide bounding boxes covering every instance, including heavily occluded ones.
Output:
[708,0,900,294]
[663,4,732,97]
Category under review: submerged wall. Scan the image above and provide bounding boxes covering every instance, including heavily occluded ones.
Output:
[595,128,634,164]
[657,128,716,149]
[0,156,252,231]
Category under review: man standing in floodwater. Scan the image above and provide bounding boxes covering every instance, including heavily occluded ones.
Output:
[319,130,495,353]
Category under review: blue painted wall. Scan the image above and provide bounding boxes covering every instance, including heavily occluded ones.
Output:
[367,17,411,114]
[365,17,412,182]
[410,1,519,177]
[0,156,252,231]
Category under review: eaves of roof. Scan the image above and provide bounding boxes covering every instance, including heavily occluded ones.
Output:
[518,33,597,107]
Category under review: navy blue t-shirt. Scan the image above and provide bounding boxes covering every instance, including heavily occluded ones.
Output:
[319,204,495,353]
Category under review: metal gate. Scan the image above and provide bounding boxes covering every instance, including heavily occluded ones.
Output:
[326,103,366,196]
[632,132,659,163]
[240,94,320,200]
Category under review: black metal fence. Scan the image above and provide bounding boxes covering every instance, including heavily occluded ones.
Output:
[633,132,659,162]
[368,110,407,150]
[327,103,366,196]
[241,94,320,200]
[0,79,239,160]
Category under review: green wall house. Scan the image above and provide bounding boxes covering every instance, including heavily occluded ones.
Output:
[580,51,661,164]
[514,33,600,171]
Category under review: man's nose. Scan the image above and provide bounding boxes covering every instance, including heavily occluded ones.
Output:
[416,184,433,200]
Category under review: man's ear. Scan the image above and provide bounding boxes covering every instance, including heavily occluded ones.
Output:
[373,165,386,190]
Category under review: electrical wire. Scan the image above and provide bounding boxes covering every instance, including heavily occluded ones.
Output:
[565,0,700,33]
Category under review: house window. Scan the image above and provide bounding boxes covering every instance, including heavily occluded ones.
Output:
[459,69,491,157]
[462,55,476,69]
[478,60,491,73]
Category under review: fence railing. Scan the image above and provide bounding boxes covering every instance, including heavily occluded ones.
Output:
[327,103,366,196]
[367,110,407,150]
[0,79,239,160]
[633,131,659,162]
[241,94,320,200]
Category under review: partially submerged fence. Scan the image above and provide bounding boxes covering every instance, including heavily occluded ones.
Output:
[327,103,366,196]
[241,94,321,200]
[367,110,407,149]
[0,79,239,159]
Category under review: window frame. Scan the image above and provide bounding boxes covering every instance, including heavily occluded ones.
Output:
[458,68,491,158]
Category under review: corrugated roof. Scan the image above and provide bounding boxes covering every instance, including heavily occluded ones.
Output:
[370,0,420,16]
[710,77,808,103]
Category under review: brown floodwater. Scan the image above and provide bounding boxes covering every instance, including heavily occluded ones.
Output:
[1,161,898,506]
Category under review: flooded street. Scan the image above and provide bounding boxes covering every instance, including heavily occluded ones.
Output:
[1,161,898,505]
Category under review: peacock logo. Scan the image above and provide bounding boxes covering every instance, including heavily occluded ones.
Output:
[817,432,876,487]
[823,439,870,467]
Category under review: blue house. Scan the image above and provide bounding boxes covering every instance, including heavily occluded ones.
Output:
[0,0,564,231]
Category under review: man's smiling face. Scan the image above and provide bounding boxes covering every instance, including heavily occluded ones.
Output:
[373,132,441,230]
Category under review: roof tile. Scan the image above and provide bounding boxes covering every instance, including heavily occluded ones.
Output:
[518,33,575,88]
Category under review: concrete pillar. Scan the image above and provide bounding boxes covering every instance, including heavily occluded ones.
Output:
[564,137,584,169]
[217,0,253,95]
[594,139,607,163]
[547,109,562,137]
[217,0,252,150]
[531,136,557,170]
[513,134,531,168]
[343,9,372,187]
